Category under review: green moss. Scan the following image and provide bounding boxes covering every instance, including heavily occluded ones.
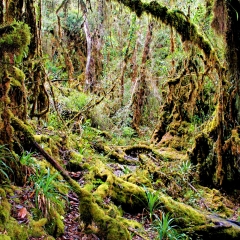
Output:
[29,218,48,237]
[0,235,11,240]
[93,182,109,199]
[0,22,31,60]
[159,194,206,227]
[10,67,25,87]
[68,151,83,171]
[34,135,49,143]
[10,77,22,87]
[10,114,35,142]
[0,188,6,198]
[2,217,28,240]
[121,166,152,187]
[0,191,11,224]
[90,202,130,240]
[46,209,64,237]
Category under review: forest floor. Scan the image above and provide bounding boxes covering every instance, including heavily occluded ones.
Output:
[1,83,240,240]
[1,119,240,240]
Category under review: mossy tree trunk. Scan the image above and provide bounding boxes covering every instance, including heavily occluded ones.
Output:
[132,21,153,133]
[113,0,240,189]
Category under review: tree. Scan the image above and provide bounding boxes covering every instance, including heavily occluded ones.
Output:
[112,0,240,190]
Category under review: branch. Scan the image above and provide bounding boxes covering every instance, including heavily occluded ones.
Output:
[115,0,223,71]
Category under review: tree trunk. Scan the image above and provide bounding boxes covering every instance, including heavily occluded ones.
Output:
[132,21,153,132]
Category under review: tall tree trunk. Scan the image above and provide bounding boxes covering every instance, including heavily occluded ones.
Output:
[56,0,75,86]
[119,15,137,105]
[77,0,94,91]
[132,22,153,133]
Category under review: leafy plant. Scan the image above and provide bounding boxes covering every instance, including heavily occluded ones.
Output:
[32,167,66,217]
[122,166,131,174]
[154,212,186,240]
[92,178,104,187]
[20,151,35,166]
[143,185,162,222]
[0,145,16,182]
[122,126,135,138]
[179,161,193,179]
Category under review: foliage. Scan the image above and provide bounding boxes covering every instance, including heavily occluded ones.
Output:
[20,151,35,166]
[142,185,162,222]
[153,212,186,240]
[122,126,136,138]
[60,89,89,112]
[179,160,193,176]
[30,167,66,218]
[0,145,15,183]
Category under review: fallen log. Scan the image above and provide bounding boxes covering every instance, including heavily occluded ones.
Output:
[11,114,240,239]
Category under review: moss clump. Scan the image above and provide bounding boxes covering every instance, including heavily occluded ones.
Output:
[29,218,48,237]
[79,188,131,239]
[9,67,25,87]
[0,21,31,59]
[0,235,11,240]
[45,210,64,237]
[1,217,28,240]
[0,189,11,224]
[159,194,206,227]
[67,151,83,171]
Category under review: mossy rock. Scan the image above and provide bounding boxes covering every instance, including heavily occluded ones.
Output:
[67,151,84,171]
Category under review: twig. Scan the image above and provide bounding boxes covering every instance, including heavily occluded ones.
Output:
[187,182,210,210]
[128,227,149,240]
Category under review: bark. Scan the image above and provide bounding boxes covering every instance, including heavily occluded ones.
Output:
[25,0,39,58]
[56,0,75,85]
[132,21,153,132]
[75,0,94,91]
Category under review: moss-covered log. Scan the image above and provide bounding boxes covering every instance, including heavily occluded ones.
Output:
[10,114,240,239]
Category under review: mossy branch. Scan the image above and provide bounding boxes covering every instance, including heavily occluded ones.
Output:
[116,0,223,71]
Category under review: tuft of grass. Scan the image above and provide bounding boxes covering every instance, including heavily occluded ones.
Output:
[154,212,186,240]
[31,167,67,218]
[179,160,192,175]
[20,151,35,166]
[0,145,16,183]
[142,185,162,222]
